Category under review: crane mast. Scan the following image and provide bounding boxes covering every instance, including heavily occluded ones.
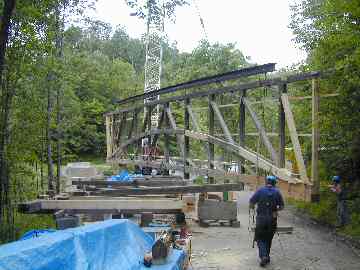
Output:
[144,0,164,128]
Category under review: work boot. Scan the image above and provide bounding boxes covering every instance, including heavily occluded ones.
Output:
[260,257,267,267]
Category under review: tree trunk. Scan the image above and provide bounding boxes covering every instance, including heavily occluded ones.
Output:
[0,0,16,237]
[47,74,55,194]
[55,2,64,194]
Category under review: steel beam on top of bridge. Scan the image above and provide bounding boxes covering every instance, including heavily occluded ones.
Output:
[115,63,275,105]
[76,183,244,197]
[18,199,184,214]
[108,71,321,115]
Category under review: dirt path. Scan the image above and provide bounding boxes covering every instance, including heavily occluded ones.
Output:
[189,191,360,270]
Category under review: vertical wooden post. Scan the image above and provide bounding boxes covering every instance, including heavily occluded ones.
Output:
[184,98,190,180]
[239,91,246,174]
[311,78,320,202]
[146,106,152,144]
[105,115,112,160]
[279,84,287,168]
[208,95,215,183]
[164,103,170,175]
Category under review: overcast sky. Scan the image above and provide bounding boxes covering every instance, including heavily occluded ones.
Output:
[89,0,306,69]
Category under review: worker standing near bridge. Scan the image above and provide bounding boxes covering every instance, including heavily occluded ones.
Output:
[329,176,349,227]
[249,175,285,267]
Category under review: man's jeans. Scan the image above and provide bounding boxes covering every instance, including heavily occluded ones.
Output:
[257,232,275,259]
[255,216,277,259]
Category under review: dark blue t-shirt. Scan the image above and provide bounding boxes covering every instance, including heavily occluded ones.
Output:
[250,185,284,217]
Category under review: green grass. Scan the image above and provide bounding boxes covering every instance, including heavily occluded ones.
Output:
[14,212,56,240]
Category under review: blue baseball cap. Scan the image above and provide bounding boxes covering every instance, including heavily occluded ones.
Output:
[332,176,340,183]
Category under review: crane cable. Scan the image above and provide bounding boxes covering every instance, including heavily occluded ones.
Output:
[192,0,208,41]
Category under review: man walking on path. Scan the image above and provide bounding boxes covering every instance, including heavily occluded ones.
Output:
[249,175,285,267]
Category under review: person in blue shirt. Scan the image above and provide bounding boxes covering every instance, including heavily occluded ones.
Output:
[329,176,349,227]
[249,175,285,267]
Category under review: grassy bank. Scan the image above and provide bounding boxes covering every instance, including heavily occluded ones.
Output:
[288,190,360,241]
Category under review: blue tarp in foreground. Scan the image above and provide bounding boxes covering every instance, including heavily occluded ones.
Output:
[0,219,186,270]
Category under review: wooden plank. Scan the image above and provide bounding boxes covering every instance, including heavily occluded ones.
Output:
[128,109,139,140]
[165,104,185,157]
[186,105,201,131]
[186,104,211,159]
[278,84,287,168]
[105,115,112,160]
[288,93,339,101]
[19,199,184,213]
[198,200,237,221]
[243,97,279,164]
[214,132,312,137]
[208,95,215,183]
[184,99,190,179]
[88,183,244,196]
[281,94,309,183]
[311,78,320,201]
[210,101,235,144]
[239,91,246,174]
[72,180,187,187]
[118,112,127,143]
[18,200,42,213]
[151,106,166,147]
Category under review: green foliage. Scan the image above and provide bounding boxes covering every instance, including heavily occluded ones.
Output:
[290,0,360,181]
[194,176,205,185]
[291,190,337,225]
[14,213,56,241]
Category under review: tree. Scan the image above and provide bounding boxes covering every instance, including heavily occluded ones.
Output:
[290,0,360,182]
[0,0,16,241]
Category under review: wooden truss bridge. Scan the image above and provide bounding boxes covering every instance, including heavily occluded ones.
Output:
[105,63,321,201]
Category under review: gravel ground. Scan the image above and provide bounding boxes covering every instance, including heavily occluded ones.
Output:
[189,191,360,270]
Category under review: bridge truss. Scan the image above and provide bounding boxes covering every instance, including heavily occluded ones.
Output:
[106,63,321,201]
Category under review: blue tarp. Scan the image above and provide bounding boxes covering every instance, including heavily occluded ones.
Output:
[19,229,56,241]
[0,220,186,270]
[107,170,144,182]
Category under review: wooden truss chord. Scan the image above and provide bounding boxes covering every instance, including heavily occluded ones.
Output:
[243,97,279,164]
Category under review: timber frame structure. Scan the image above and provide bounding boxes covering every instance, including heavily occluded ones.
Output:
[106,63,321,201]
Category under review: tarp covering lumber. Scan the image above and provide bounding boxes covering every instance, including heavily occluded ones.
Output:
[0,220,186,270]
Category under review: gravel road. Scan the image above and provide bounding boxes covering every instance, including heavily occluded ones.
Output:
[190,191,360,270]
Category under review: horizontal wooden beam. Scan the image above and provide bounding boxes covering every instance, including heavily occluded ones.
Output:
[288,93,339,101]
[83,183,244,196]
[214,132,312,137]
[18,199,184,213]
[73,179,187,187]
